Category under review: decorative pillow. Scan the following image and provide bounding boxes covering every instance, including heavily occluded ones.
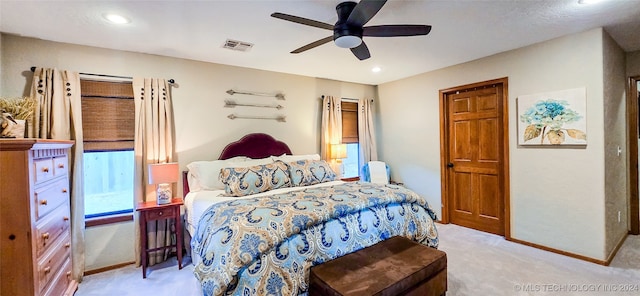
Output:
[286,159,337,187]
[186,156,251,191]
[271,153,321,163]
[219,161,291,197]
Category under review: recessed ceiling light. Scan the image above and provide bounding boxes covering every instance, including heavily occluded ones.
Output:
[372,66,381,73]
[103,13,130,24]
[578,0,602,4]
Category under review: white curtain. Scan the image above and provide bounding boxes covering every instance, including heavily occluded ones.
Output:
[30,68,85,281]
[133,78,176,266]
[358,98,378,178]
[320,95,342,165]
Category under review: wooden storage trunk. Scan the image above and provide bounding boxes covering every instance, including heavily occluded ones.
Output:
[309,236,447,296]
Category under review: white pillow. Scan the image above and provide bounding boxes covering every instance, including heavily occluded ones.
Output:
[186,156,251,191]
[271,153,321,162]
[225,157,275,168]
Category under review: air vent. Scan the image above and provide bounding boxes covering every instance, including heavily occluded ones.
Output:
[223,39,254,52]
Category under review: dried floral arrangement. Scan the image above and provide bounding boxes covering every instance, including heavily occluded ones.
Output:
[0,96,35,138]
[0,96,36,121]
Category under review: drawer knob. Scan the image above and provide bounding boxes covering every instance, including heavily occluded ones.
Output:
[158,211,164,216]
[58,163,65,168]
[42,167,49,173]
[40,199,48,205]
[65,243,71,248]
[44,266,51,274]
[62,188,68,193]
[42,232,50,240]
[66,271,71,279]
[63,216,70,221]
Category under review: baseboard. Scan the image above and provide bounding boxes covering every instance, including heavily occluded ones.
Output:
[84,261,135,276]
[506,237,608,265]
[604,232,628,266]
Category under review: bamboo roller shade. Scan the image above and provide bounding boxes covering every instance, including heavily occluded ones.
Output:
[80,80,134,151]
[341,101,358,144]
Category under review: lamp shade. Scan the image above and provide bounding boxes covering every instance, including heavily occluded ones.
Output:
[330,144,347,159]
[148,162,179,185]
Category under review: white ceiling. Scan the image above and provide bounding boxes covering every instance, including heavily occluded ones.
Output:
[1,0,640,85]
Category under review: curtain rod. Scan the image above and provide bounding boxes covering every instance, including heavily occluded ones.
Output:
[321,95,373,102]
[30,67,175,84]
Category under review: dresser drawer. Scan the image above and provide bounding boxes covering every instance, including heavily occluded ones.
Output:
[36,204,71,257]
[37,231,71,294]
[53,156,69,178]
[34,178,70,220]
[42,258,72,296]
[34,158,55,184]
[145,206,176,220]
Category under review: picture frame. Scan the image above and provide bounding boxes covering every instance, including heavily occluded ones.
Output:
[517,87,587,147]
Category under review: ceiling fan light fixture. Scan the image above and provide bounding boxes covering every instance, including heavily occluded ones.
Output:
[578,0,603,4]
[103,13,130,24]
[334,35,362,48]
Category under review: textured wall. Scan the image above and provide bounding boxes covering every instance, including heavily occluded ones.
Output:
[602,30,629,259]
[378,28,607,260]
[627,50,640,77]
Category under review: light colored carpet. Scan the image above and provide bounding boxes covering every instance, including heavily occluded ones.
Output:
[75,223,640,295]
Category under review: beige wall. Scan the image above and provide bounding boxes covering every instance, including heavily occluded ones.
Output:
[0,35,3,92]
[602,31,628,258]
[0,33,375,271]
[377,28,609,260]
[84,222,135,269]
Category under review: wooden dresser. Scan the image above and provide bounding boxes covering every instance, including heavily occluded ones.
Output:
[0,139,77,296]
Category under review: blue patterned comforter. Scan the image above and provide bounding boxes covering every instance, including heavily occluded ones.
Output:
[191,182,439,296]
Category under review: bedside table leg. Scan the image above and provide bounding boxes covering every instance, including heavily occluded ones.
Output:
[140,215,148,279]
[176,211,183,269]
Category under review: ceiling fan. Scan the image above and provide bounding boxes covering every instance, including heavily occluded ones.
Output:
[271,0,431,60]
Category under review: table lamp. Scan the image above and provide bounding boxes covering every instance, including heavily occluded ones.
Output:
[330,144,347,161]
[148,162,179,205]
[330,143,348,176]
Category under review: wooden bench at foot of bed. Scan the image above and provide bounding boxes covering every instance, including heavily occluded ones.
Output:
[309,236,447,296]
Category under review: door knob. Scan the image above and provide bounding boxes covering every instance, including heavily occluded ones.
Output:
[447,163,454,168]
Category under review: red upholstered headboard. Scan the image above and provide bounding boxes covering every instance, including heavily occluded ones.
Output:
[182,133,292,197]
[218,133,292,160]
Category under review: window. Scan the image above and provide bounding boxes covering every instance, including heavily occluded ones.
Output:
[342,143,360,178]
[81,80,135,220]
[341,101,360,178]
[84,151,134,218]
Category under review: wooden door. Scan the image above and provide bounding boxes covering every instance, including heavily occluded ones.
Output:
[440,78,509,236]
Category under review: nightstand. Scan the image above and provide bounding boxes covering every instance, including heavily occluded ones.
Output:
[136,198,183,278]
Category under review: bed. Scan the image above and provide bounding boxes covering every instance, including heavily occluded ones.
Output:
[183,133,439,296]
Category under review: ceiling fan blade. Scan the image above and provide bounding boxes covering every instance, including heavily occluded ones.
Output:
[350,42,371,60]
[291,36,334,54]
[363,25,432,37]
[347,0,387,27]
[271,12,334,30]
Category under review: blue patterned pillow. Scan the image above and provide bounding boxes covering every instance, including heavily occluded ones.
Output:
[286,159,337,187]
[219,161,291,196]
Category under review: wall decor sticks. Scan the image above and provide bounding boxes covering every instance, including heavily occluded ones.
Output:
[224,100,284,110]
[227,114,286,122]
[226,89,285,100]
